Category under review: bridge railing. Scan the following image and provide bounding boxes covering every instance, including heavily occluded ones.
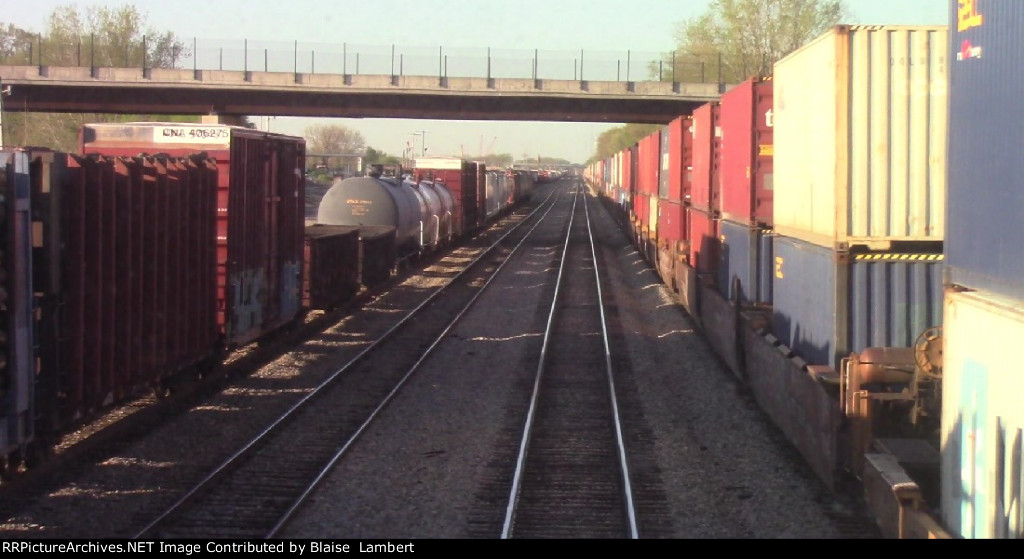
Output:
[0,35,726,84]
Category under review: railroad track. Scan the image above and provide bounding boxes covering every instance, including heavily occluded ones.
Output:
[130,186,568,539]
[499,184,638,538]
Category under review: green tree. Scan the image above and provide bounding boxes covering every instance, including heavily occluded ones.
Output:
[1,4,192,150]
[590,123,662,163]
[653,0,845,85]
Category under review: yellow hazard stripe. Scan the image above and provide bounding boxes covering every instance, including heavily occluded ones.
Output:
[854,253,945,261]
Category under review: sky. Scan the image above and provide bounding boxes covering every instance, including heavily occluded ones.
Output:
[4,0,951,164]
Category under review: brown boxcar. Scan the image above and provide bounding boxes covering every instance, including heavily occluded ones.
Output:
[303,224,361,310]
[357,225,398,290]
[79,123,306,348]
[61,153,220,423]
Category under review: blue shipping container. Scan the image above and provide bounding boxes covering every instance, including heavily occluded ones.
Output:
[717,219,772,306]
[771,235,943,369]
[0,151,36,458]
[946,1,1024,299]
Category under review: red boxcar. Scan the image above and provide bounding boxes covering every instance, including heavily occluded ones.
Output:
[78,122,306,348]
[719,77,774,226]
[691,103,722,213]
[413,157,478,236]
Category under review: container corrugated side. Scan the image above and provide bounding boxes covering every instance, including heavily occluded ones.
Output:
[0,151,36,458]
[718,219,772,306]
[667,115,693,203]
[638,132,660,197]
[773,25,948,250]
[720,77,774,226]
[691,103,721,212]
[659,125,671,199]
[687,207,719,275]
[946,1,1024,300]
[941,287,1024,540]
[79,123,306,348]
[771,234,943,369]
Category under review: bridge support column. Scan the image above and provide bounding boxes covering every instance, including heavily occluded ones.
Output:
[202,114,248,126]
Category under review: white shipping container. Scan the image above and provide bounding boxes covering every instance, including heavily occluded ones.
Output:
[773,25,948,250]
[941,288,1024,539]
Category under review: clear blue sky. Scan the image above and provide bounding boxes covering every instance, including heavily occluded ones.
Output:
[4,0,950,163]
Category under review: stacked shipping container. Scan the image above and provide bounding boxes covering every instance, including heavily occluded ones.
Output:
[716,77,775,306]
[941,0,1024,539]
[770,25,948,371]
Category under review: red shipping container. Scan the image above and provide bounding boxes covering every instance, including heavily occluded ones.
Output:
[78,123,306,348]
[658,199,687,244]
[720,77,774,226]
[668,116,694,204]
[638,132,660,197]
[634,191,649,232]
[687,206,719,275]
[624,145,637,217]
[691,103,722,213]
[414,157,478,236]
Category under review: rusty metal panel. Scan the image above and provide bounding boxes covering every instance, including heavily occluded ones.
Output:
[304,224,360,310]
[743,327,842,490]
[774,25,948,250]
[941,288,1024,539]
[0,151,36,458]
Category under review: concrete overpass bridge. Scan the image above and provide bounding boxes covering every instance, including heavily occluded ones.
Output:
[0,65,726,125]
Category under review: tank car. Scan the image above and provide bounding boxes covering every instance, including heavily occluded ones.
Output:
[421,179,455,246]
[316,174,425,260]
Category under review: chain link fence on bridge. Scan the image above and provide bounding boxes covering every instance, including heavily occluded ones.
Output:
[0,35,727,85]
